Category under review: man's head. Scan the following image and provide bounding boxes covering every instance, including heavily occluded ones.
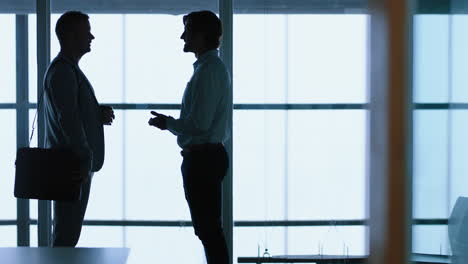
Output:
[180,10,222,55]
[56,11,94,56]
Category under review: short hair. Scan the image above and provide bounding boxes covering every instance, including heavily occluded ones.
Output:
[55,11,89,45]
[183,10,222,50]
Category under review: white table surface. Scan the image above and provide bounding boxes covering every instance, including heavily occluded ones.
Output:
[0,247,130,264]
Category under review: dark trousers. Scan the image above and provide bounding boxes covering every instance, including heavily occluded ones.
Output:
[181,145,229,264]
[52,173,92,247]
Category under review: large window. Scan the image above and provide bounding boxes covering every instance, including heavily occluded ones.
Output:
[232,13,368,260]
[413,13,468,255]
[0,14,17,247]
[2,1,372,263]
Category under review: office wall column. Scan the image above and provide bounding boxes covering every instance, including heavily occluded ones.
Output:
[368,0,414,263]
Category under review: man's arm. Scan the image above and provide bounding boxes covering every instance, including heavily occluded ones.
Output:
[165,65,222,136]
[48,65,93,172]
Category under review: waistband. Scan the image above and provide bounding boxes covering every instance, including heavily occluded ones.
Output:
[181,143,223,156]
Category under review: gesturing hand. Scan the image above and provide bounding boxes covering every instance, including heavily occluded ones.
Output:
[148,111,168,130]
[100,105,115,125]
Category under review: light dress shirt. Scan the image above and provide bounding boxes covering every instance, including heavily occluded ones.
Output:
[166,49,232,149]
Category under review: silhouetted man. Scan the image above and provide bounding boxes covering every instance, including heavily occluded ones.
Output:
[43,11,114,247]
[148,10,231,264]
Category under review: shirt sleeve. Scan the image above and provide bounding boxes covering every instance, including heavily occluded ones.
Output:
[47,64,93,172]
[166,63,222,136]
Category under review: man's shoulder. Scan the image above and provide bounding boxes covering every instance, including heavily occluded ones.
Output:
[46,57,77,80]
[199,56,228,75]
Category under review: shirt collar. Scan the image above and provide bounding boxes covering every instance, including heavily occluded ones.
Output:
[193,49,218,69]
[57,52,79,67]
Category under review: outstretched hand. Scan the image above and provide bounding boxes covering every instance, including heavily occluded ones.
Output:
[148,111,168,130]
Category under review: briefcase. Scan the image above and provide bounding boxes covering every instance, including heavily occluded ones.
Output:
[14,147,83,201]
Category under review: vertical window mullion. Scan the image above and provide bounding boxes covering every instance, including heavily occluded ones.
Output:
[219,0,234,262]
[36,0,51,247]
[16,14,30,247]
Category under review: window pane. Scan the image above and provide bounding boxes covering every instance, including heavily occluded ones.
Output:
[30,14,125,103]
[452,15,468,102]
[288,110,366,220]
[28,110,38,220]
[234,226,366,260]
[234,110,286,221]
[77,226,124,247]
[0,226,16,246]
[124,15,193,104]
[288,226,366,256]
[413,15,449,103]
[124,110,189,220]
[85,111,124,220]
[0,110,16,219]
[125,227,204,264]
[413,110,449,219]
[28,14,37,103]
[235,227,286,260]
[450,110,468,204]
[288,15,367,103]
[412,225,449,255]
[74,14,124,104]
[233,15,287,103]
[0,15,16,103]
[233,15,367,104]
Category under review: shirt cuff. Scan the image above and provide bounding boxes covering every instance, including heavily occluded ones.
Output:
[166,116,177,133]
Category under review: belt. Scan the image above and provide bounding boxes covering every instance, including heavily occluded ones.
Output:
[181,143,223,156]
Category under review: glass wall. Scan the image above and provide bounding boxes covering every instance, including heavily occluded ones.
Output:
[232,5,369,261]
[0,13,17,247]
[412,1,468,257]
[3,0,372,263]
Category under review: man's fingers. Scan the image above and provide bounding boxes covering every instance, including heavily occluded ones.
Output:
[151,111,162,117]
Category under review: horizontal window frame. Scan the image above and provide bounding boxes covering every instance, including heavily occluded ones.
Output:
[0,0,461,14]
[1,218,445,227]
[5,103,468,110]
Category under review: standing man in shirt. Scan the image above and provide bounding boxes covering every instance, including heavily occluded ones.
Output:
[148,10,232,264]
[43,11,115,247]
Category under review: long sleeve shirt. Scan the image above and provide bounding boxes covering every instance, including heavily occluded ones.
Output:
[166,49,232,148]
[42,53,105,172]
